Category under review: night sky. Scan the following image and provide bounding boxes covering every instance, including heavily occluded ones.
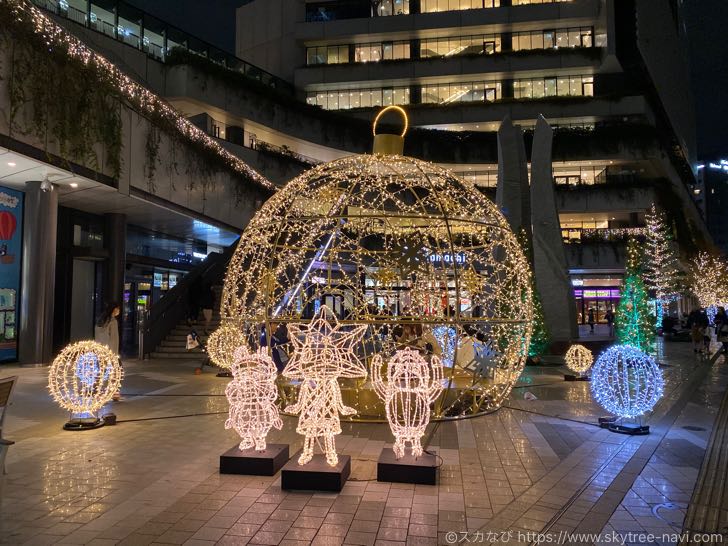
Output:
[127,0,728,161]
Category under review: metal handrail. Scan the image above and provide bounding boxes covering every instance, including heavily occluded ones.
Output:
[141,242,237,357]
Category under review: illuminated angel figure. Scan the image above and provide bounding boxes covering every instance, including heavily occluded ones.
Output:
[371,348,444,459]
[283,306,367,466]
[225,348,282,451]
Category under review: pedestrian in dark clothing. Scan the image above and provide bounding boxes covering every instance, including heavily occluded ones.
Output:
[588,308,595,334]
[605,308,615,337]
[715,306,728,355]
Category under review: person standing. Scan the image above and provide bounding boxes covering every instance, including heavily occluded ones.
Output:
[687,308,704,353]
[715,306,728,355]
[199,282,215,335]
[588,308,595,334]
[95,302,121,401]
[605,308,615,337]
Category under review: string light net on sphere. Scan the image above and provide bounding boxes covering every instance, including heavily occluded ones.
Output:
[590,345,664,418]
[221,150,533,420]
[48,341,123,416]
[371,348,444,459]
[225,348,282,452]
[565,344,593,374]
[283,305,367,466]
[207,323,246,370]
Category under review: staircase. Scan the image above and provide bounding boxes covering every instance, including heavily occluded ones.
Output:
[149,286,223,360]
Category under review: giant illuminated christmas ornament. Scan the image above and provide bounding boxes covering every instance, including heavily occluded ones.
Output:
[220,106,533,420]
[371,348,444,459]
[207,323,246,376]
[564,344,593,376]
[224,348,283,451]
[590,345,664,434]
[48,341,123,430]
[283,306,367,466]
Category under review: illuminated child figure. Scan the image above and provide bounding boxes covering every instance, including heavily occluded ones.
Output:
[225,348,282,451]
[284,306,367,466]
[371,347,444,459]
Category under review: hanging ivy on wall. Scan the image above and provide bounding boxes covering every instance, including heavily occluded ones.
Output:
[0,25,123,177]
[0,0,273,194]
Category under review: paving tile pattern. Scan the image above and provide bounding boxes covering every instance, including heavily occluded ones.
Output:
[0,342,725,546]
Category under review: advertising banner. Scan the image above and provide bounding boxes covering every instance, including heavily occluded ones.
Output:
[0,186,23,362]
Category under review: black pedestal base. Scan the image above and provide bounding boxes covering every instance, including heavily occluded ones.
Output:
[220,444,289,475]
[377,448,438,485]
[281,452,350,492]
[216,370,232,378]
[608,423,650,435]
[63,417,105,431]
[598,416,618,428]
[564,374,590,381]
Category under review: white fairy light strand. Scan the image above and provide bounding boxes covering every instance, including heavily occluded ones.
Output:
[48,340,124,416]
[224,348,282,451]
[4,0,273,190]
[371,348,444,459]
[590,345,664,419]
[564,344,593,374]
[283,305,367,466]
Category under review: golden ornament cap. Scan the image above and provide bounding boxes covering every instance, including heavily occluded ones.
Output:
[372,105,408,156]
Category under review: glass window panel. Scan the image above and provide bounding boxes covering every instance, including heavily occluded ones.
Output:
[382,42,393,60]
[555,30,567,48]
[339,91,350,109]
[371,89,382,106]
[316,92,327,108]
[569,76,580,96]
[543,31,554,49]
[569,29,581,47]
[402,42,410,59]
[583,77,594,96]
[557,76,570,95]
[90,0,115,38]
[327,47,339,64]
[531,32,543,49]
[340,45,349,62]
[65,0,87,24]
[532,79,544,98]
[544,78,557,96]
[360,90,371,108]
[582,28,593,47]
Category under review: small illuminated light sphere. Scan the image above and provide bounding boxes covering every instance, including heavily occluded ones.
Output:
[48,341,123,424]
[283,306,367,466]
[224,348,283,451]
[590,345,664,418]
[565,344,594,375]
[206,323,245,370]
[371,348,444,459]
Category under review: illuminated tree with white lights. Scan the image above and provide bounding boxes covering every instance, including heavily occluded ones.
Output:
[643,204,681,306]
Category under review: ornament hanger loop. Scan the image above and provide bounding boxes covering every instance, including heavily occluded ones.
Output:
[372,105,409,138]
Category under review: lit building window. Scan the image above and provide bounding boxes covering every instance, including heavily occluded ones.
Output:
[513,75,593,99]
[421,81,501,104]
[421,0,500,13]
[421,34,501,58]
[307,86,410,110]
[512,27,593,51]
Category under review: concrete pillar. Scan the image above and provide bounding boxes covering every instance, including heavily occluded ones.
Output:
[104,213,126,308]
[530,115,578,341]
[495,116,531,239]
[18,181,58,365]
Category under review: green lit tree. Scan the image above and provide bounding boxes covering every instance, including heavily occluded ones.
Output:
[615,239,655,352]
[517,230,550,356]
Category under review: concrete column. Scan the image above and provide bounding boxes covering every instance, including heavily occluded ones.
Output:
[495,116,531,239]
[19,181,58,365]
[531,115,578,341]
[104,213,126,307]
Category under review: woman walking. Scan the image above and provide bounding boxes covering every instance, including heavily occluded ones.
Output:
[715,306,728,356]
[95,302,122,401]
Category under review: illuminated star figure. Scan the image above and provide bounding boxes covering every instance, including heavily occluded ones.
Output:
[225,348,283,451]
[371,348,444,459]
[284,305,367,466]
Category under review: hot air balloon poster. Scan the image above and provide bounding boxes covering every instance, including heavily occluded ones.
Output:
[0,186,22,362]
